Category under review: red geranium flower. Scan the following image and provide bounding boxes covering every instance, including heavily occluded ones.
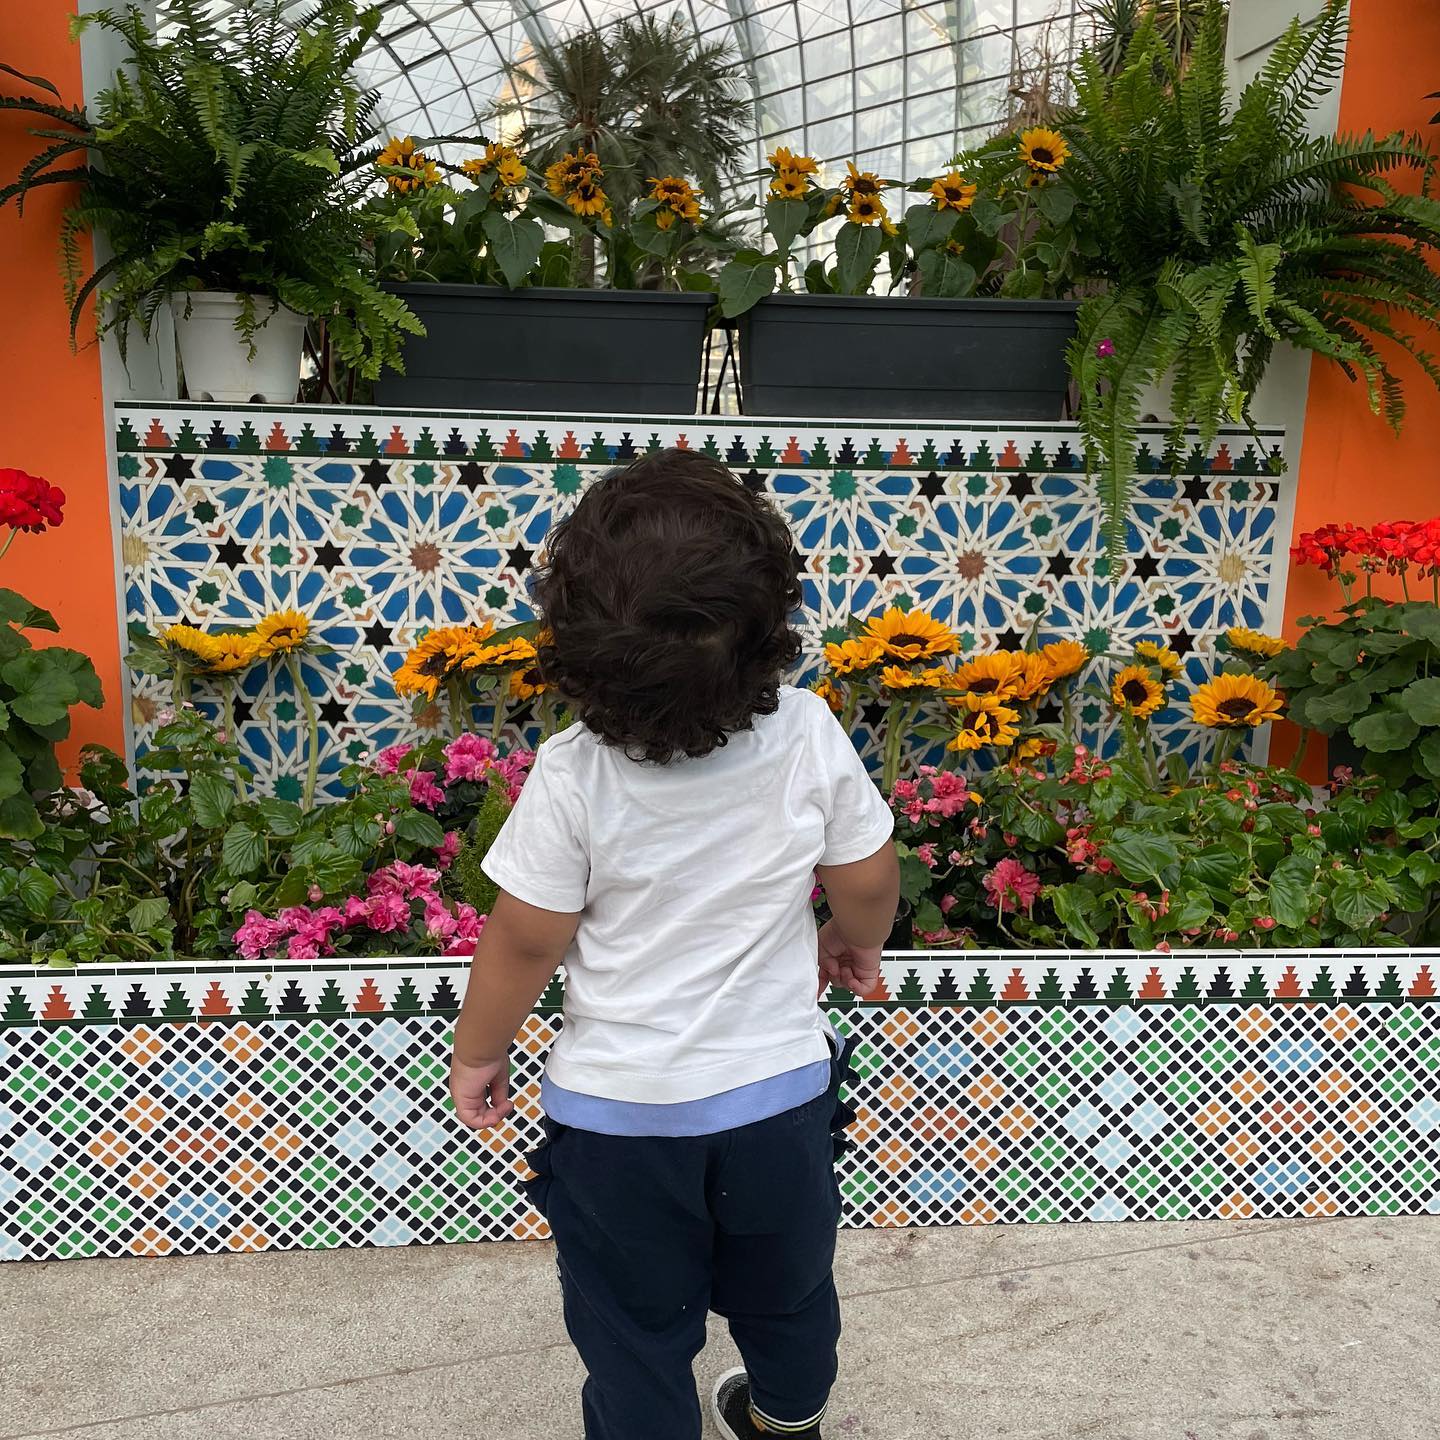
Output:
[0,468,66,533]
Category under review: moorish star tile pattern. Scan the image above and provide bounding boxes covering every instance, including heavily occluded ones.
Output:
[2,950,1437,1261]
[115,407,1287,799]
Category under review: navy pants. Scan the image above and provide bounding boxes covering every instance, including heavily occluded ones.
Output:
[524,1040,856,1440]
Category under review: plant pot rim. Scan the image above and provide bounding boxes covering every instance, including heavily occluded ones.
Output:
[747,293,1081,314]
[383,282,716,306]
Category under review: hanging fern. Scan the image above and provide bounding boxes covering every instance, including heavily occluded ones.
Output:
[0,0,427,379]
[1055,0,1439,571]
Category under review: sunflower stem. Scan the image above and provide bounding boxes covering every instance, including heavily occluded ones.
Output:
[286,653,320,811]
[1292,728,1310,775]
[220,685,245,802]
[446,679,464,739]
[490,689,506,746]
[840,682,860,734]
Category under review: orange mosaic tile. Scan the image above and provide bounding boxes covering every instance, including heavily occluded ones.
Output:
[1194,1101,1232,1136]
[260,1123,302,1161]
[120,1028,164,1066]
[1229,1069,1268,1105]
[998,1104,1037,1142]
[966,1071,1006,1109]
[1303,1191,1341,1217]
[874,1138,914,1172]
[224,1091,266,1129]
[970,1010,1009,1047]
[163,1126,230,1166]
[1235,1007,1273,1044]
[86,1129,131,1167]
[122,1094,166,1133]
[913,1105,967,1144]
[1316,1068,1354,1104]
[220,1024,266,1063]
[1223,1130,1261,1165]
[849,1104,883,1144]
[1217,1192,1257,1220]
[227,1224,269,1252]
[963,1135,1002,1172]
[1323,1007,1360,1042]
[1308,1130,1348,1165]
[130,1226,174,1256]
[1258,1102,1317,1136]
[125,1160,169,1200]
[876,1073,917,1110]
[881,1012,920,1047]
[871,1200,912,1228]
[958,1198,999,1224]
[1344,1097,1382,1134]
[225,1158,268,1196]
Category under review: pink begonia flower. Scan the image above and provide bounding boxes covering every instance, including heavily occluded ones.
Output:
[368,860,440,899]
[234,910,287,960]
[492,749,535,804]
[434,830,461,869]
[365,891,413,933]
[445,906,485,955]
[982,857,1041,913]
[375,742,413,776]
[408,768,447,810]
[342,896,371,928]
[939,893,957,915]
[444,732,498,784]
[422,897,460,944]
[1096,337,1116,358]
[916,842,938,869]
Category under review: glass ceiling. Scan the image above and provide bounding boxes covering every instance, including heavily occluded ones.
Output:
[168,1,1085,183]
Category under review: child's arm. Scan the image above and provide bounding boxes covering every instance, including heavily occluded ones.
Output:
[816,840,900,995]
[450,889,581,1131]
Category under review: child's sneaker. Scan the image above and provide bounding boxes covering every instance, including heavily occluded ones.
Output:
[711,1367,824,1438]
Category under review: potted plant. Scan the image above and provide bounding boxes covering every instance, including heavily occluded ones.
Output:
[370,12,751,412]
[0,0,419,401]
[715,143,1080,420]
[1024,0,1440,568]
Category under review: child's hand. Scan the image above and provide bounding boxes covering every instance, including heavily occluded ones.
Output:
[450,1053,513,1131]
[817,918,882,998]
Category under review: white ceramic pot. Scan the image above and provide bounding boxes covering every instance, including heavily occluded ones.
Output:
[172,290,306,403]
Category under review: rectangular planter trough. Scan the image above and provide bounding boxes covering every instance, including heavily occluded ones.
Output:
[3,949,1437,1261]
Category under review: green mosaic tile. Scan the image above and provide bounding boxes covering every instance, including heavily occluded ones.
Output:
[840,1169,879,1207]
[258,1057,304,1096]
[1067,1038,1108,1077]
[476,1182,521,1218]
[1186,1160,1228,1199]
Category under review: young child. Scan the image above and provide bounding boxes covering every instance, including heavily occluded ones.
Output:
[449,449,900,1440]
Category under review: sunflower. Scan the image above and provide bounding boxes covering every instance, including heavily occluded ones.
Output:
[1025,171,1048,189]
[880,665,953,692]
[509,662,547,700]
[544,150,601,196]
[461,636,537,673]
[824,636,885,676]
[1019,126,1069,173]
[947,694,1020,752]
[205,632,261,674]
[253,610,310,656]
[811,678,844,713]
[159,624,221,665]
[1040,638,1089,681]
[949,651,1023,697]
[768,170,811,200]
[842,162,882,198]
[1190,674,1284,730]
[376,135,441,194]
[393,634,456,702]
[1112,664,1165,719]
[377,136,417,169]
[565,177,611,219]
[1134,640,1183,680]
[1008,652,1056,703]
[863,607,958,663]
[767,147,817,175]
[847,193,890,226]
[1226,626,1287,660]
[464,142,525,187]
[929,171,977,211]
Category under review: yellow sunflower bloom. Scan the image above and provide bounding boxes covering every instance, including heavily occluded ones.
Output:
[1226,627,1287,660]
[544,150,601,196]
[767,146,817,175]
[768,170,811,200]
[565,178,611,218]
[1190,673,1284,729]
[880,665,953,693]
[509,663,548,700]
[460,636,538,673]
[847,193,889,226]
[159,624,222,664]
[946,693,1020,752]
[1019,126,1069,173]
[842,162,883,197]
[376,136,417,169]
[1040,638,1089,681]
[205,633,262,674]
[1112,664,1165,719]
[1135,640,1183,680]
[393,635,455,702]
[1009,653,1056,702]
[824,636,885,677]
[863,607,958,662]
[949,651,1023,698]
[929,171,977,211]
[811,678,845,713]
[253,610,310,656]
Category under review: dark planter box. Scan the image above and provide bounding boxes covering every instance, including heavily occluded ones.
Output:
[738,293,1079,420]
[376,284,715,413]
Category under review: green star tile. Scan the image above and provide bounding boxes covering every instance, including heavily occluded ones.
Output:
[1083,626,1110,654]
[344,662,367,686]
[1154,596,1175,616]
[828,471,857,499]
[1159,518,1181,540]
[412,463,436,486]
[274,775,303,803]
[340,503,363,527]
[485,504,508,527]
[1023,593,1046,615]
[263,456,293,489]
[193,500,217,523]
[895,515,917,537]
[117,454,140,478]
[197,581,220,604]
[827,554,849,575]
[275,699,297,723]
[269,543,291,565]
[485,585,509,609]
[1030,515,1053,537]
[965,475,987,496]
[342,585,365,608]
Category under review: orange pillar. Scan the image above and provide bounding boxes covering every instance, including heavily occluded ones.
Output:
[1286,0,1440,622]
[0,0,123,767]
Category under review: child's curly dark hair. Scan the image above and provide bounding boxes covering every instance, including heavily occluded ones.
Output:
[532,449,803,763]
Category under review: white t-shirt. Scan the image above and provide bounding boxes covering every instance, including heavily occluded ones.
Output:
[481,685,895,1104]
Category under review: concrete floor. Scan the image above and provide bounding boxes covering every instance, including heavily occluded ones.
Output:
[1,1216,1435,1440]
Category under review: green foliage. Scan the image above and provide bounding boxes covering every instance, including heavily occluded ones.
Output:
[1053,0,1440,567]
[0,588,102,841]
[891,745,1436,951]
[0,1,421,378]
[447,781,512,918]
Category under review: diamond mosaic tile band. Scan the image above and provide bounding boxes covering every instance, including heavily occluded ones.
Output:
[115,406,1287,800]
[3,952,1437,1261]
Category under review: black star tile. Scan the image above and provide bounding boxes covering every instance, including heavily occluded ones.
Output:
[1006,471,1035,499]
[506,542,533,572]
[1169,629,1195,658]
[861,700,890,730]
[214,537,246,569]
[362,619,393,651]
[1182,475,1211,504]
[318,697,349,728]
[359,458,390,492]
[870,552,897,579]
[1047,552,1073,579]
[1131,553,1161,581]
[231,697,254,727]
[457,460,487,492]
[164,453,194,482]
[739,468,766,492]
[995,628,1025,651]
[313,541,346,571]
[791,548,809,577]
[916,471,946,501]
[1034,699,1063,726]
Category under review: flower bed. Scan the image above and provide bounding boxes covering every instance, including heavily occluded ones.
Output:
[3,950,1438,1261]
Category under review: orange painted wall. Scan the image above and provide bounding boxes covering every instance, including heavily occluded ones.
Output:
[1287,0,1440,623]
[0,0,123,768]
